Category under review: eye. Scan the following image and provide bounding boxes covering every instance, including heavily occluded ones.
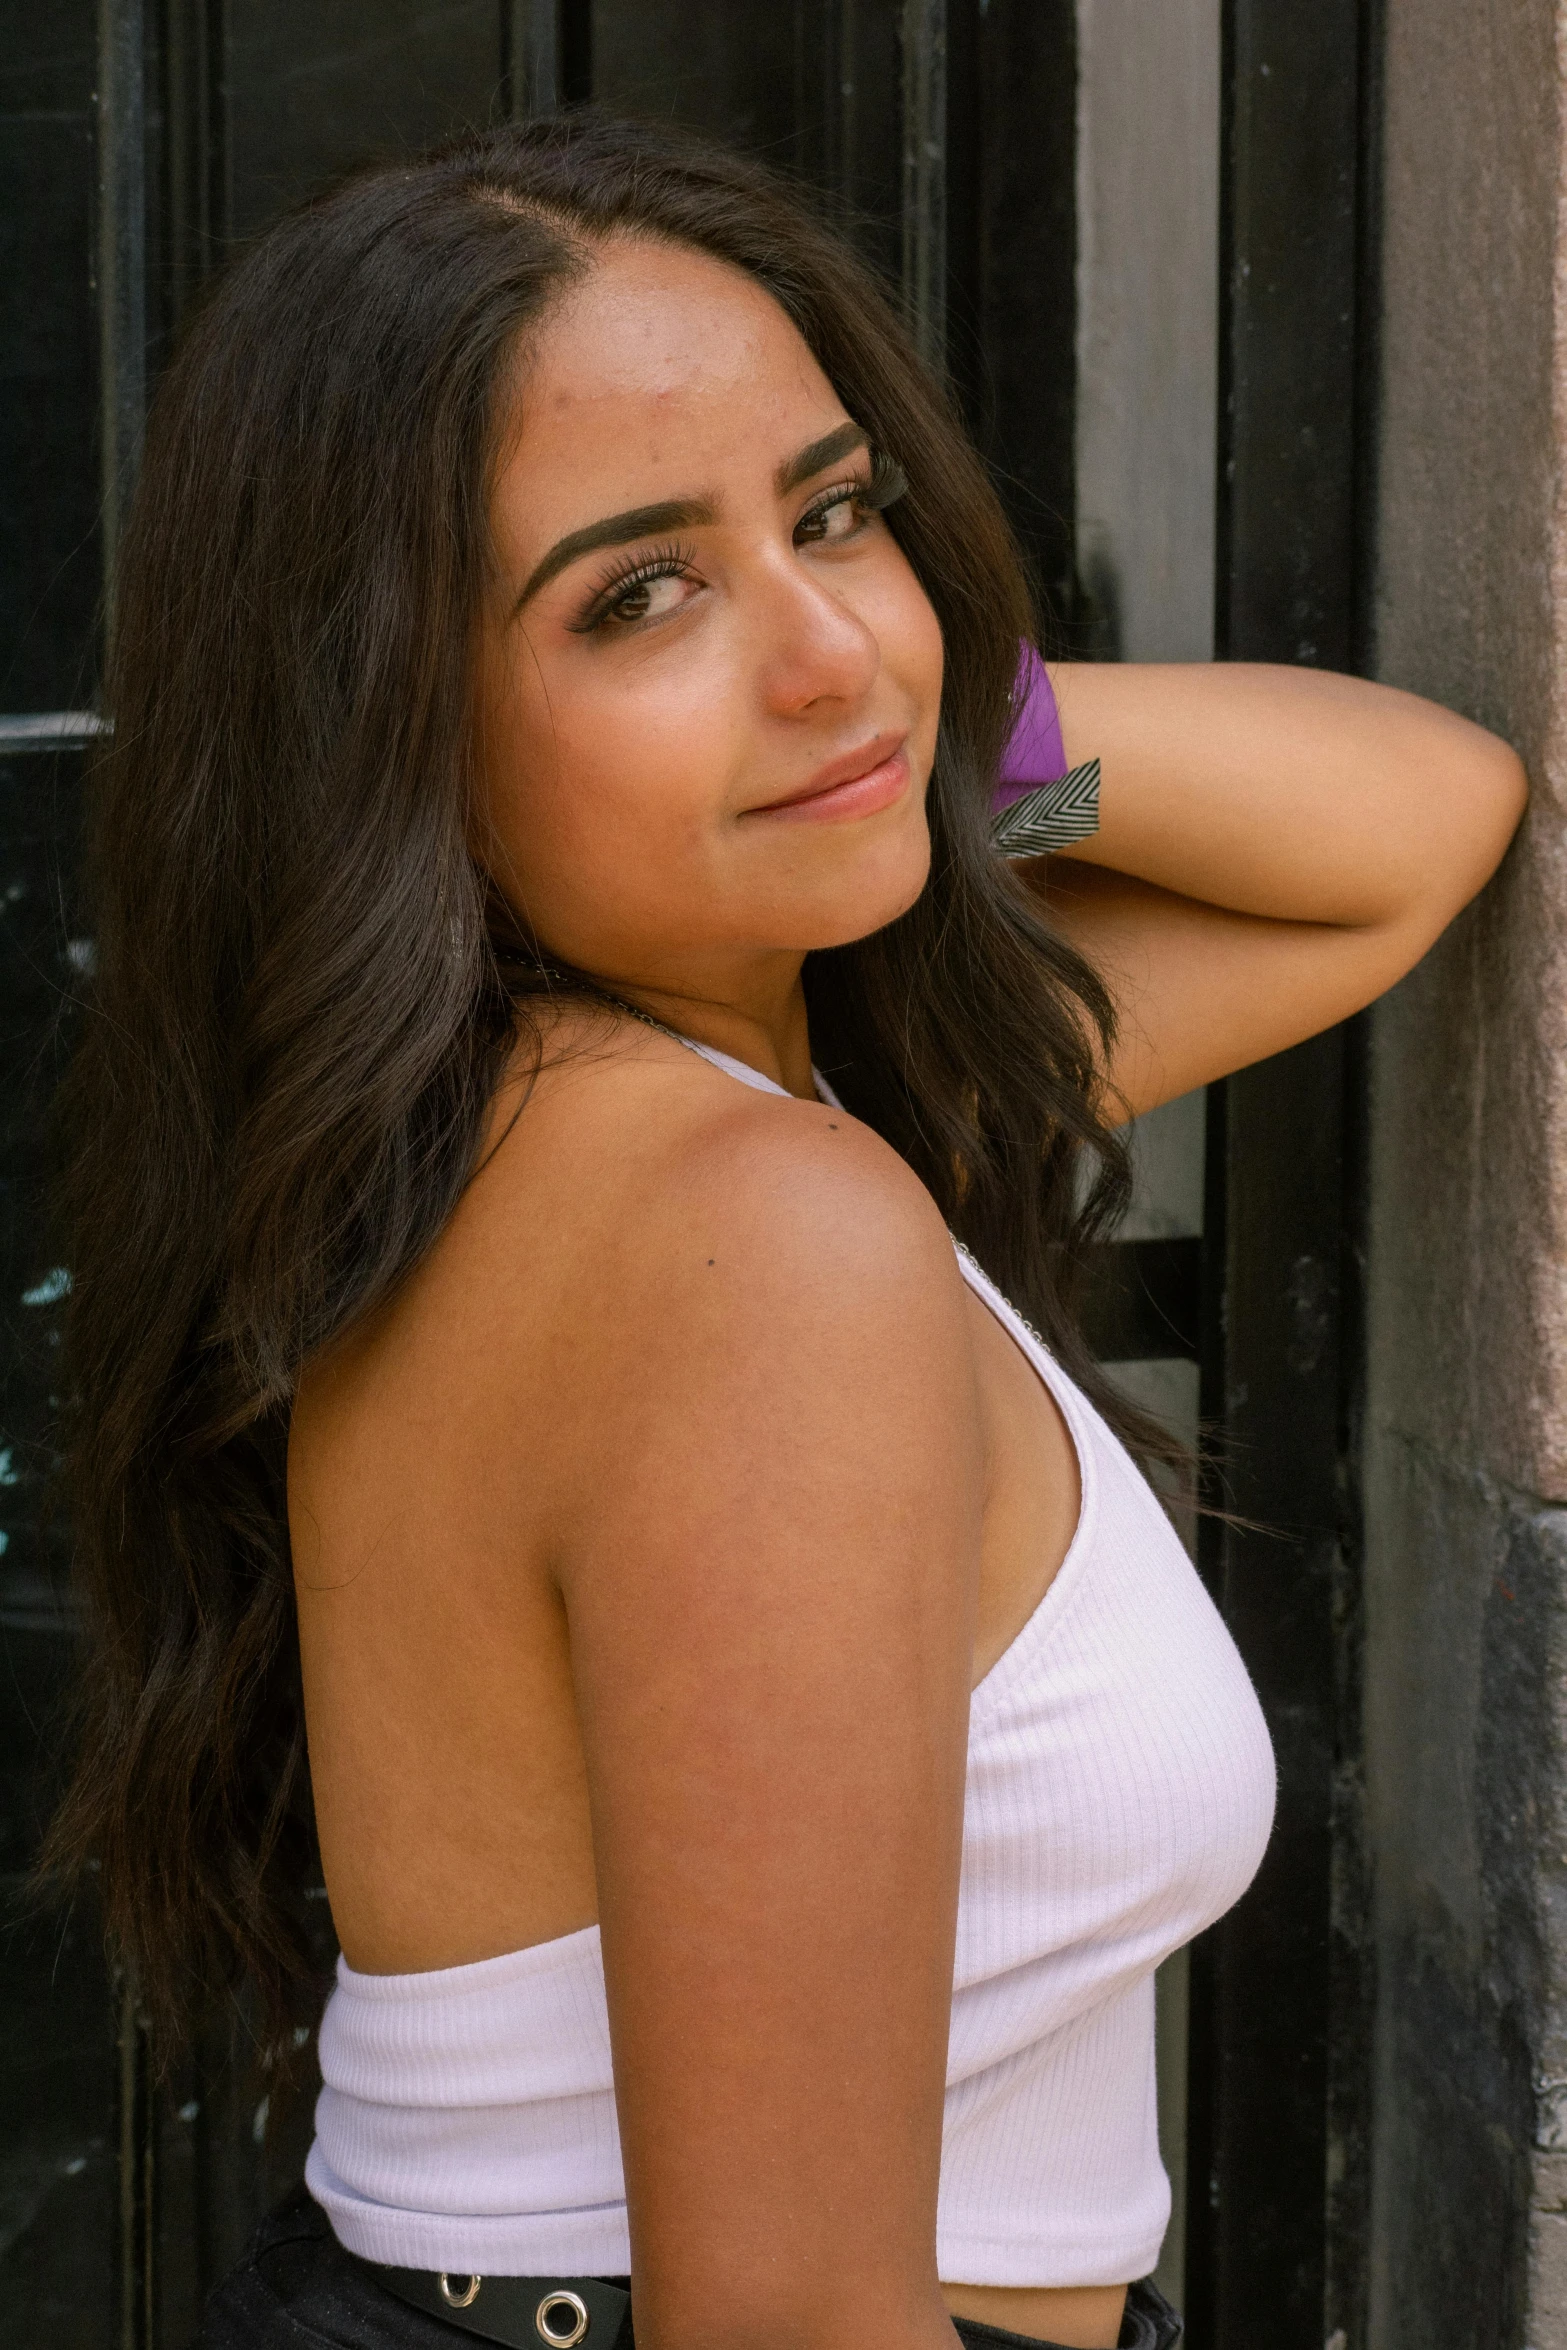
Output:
[794,453,907,550]
[601,568,691,627]
[571,541,701,636]
[794,481,875,547]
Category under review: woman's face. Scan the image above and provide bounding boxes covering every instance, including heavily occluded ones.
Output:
[476,237,945,1005]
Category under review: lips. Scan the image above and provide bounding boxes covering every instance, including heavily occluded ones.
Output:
[745,733,911,824]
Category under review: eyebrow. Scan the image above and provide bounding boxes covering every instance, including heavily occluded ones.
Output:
[775,419,870,495]
[515,419,872,610]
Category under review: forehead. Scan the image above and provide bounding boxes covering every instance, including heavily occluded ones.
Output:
[494,239,846,531]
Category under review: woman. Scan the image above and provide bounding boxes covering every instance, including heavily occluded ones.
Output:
[48,116,1523,2350]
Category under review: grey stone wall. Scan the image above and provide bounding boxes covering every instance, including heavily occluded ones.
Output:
[1367,1,1567,2340]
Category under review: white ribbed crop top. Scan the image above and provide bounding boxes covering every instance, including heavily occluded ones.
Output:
[306,1043,1276,2289]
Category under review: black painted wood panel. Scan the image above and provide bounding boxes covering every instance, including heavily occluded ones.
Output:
[948,0,1078,636]
[0,10,101,710]
[0,5,118,2336]
[1185,5,1374,2344]
[0,739,117,2341]
[223,0,503,244]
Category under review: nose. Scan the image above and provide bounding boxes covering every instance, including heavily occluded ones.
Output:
[751,545,881,720]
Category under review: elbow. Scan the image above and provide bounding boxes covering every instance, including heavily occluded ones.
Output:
[1414,734,1529,931]
[1461,735,1530,897]
[1364,736,1528,980]
[1488,737,1530,844]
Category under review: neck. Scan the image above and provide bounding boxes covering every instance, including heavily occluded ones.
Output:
[623,979,815,1100]
[562,950,816,1100]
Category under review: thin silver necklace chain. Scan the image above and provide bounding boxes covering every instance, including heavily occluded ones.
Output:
[529,965,698,1052]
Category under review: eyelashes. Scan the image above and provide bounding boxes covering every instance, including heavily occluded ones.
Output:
[791,451,909,540]
[568,539,698,636]
[567,447,910,636]
[859,450,910,512]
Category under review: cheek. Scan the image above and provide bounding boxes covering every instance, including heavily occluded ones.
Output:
[859,558,944,743]
[908,594,946,743]
[479,631,733,888]
[486,639,714,841]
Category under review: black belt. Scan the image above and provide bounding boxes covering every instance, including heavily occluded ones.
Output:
[367,2261,632,2350]
[363,2256,1180,2350]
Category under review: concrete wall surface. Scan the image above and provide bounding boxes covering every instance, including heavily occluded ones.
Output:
[1368,1,1567,2341]
[1072,8,1221,2303]
[1074,0,1219,665]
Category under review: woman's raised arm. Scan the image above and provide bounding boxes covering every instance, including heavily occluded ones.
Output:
[554,1090,984,2350]
[1028,661,1527,1116]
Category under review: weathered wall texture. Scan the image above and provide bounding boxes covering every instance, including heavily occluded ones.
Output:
[1368,2,1567,2340]
[1074,0,1219,665]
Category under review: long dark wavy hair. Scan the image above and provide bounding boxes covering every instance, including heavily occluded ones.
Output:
[44,113,1163,2065]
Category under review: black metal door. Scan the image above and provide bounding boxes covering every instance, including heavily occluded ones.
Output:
[0,7,1369,2343]
[1184,10,1376,2346]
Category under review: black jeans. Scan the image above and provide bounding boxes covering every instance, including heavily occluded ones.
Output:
[195,2188,1182,2350]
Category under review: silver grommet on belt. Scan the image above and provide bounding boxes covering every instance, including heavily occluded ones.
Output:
[535,2288,591,2346]
[439,2274,482,2309]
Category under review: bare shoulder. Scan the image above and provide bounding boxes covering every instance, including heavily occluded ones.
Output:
[461,1014,972,1461]
[476,1015,956,1301]
[621,1060,954,1303]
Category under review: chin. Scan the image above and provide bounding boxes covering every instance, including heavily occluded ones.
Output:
[792,829,933,952]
